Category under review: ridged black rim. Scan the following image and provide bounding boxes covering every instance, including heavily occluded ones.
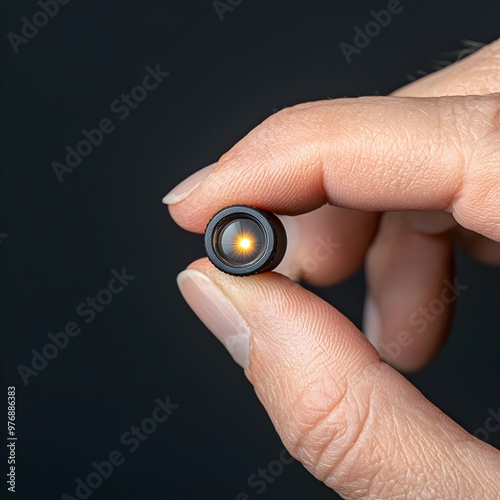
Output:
[204,205,287,276]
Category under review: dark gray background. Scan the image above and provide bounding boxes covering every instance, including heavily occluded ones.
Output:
[1,1,499,499]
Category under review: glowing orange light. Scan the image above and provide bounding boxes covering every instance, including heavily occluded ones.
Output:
[238,237,252,250]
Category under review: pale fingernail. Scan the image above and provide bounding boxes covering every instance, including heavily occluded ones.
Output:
[162,163,216,205]
[363,295,382,349]
[177,269,250,369]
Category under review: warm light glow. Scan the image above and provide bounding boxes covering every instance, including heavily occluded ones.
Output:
[216,219,263,264]
[238,237,252,250]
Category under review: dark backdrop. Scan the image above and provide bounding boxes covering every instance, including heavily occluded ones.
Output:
[1,1,500,499]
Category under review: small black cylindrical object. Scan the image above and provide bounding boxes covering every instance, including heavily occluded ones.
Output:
[204,205,287,276]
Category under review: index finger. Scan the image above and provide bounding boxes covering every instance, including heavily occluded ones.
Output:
[166,94,500,241]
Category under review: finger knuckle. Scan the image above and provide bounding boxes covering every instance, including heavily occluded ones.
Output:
[260,105,315,144]
[217,106,302,168]
[452,94,500,240]
[217,103,326,179]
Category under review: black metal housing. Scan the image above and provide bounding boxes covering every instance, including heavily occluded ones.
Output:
[204,205,287,276]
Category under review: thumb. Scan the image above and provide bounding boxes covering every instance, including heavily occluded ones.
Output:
[177,259,500,499]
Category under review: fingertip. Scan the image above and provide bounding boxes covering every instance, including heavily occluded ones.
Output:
[166,201,197,234]
[176,263,251,369]
[162,163,216,205]
[184,257,212,273]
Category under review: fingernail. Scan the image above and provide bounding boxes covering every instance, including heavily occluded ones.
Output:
[363,295,382,349]
[177,269,250,369]
[162,163,216,205]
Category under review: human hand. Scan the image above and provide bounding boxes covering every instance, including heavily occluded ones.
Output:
[165,40,500,498]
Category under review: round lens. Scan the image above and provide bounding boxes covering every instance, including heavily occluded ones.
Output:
[215,218,265,265]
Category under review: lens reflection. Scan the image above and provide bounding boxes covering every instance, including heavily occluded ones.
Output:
[216,218,265,265]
